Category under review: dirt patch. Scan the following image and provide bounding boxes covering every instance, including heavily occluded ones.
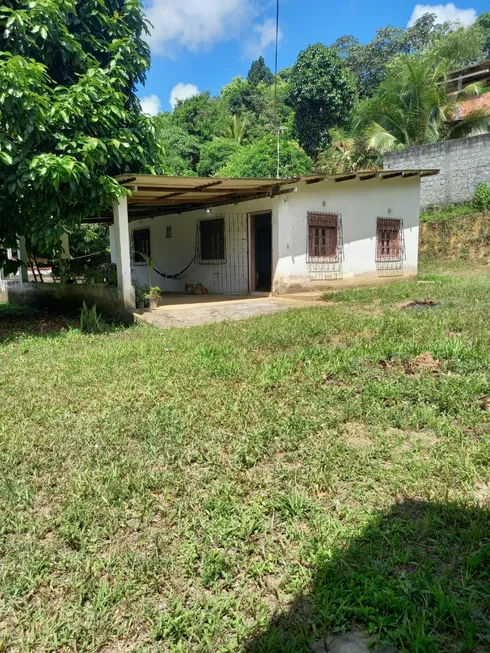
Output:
[386,428,440,451]
[404,352,441,374]
[342,422,374,448]
[475,481,490,504]
[402,299,439,310]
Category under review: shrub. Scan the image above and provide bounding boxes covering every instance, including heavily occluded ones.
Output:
[472,182,490,212]
[80,302,105,334]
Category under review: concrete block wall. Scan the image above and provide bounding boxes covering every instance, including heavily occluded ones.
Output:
[384,133,490,209]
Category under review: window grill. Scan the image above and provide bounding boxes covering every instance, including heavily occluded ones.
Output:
[197,217,226,264]
[132,228,150,263]
[306,212,343,263]
[376,218,404,262]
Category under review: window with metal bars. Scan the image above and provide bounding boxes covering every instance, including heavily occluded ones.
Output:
[132,228,150,263]
[198,217,225,263]
[376,218,402,261]
[308,213,339,259]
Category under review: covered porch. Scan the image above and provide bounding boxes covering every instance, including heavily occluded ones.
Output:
[99,174,299,310]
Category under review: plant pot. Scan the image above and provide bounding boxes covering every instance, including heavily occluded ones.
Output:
[136,300,145,309]
[148,297,159,309]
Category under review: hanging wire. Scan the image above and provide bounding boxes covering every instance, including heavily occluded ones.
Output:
[274,0,280,179]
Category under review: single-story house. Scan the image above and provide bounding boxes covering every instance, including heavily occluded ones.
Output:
[94,169,437,308]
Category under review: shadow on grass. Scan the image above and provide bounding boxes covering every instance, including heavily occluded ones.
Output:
[0,305,81,343]
[245,499,490,653]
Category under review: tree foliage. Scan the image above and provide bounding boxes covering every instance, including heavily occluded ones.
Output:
[475,12,490,59]
[196,139,240,177]
[218,138,312,179]
[333,14,486,98]
[357,55,490,153]
[289,44,356,158]
[154,112,199,175]
[247,56,273,87]
[172,91,226,143]
[0,0,163,273]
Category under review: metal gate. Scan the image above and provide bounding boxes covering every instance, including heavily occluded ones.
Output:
[196,213,249,294]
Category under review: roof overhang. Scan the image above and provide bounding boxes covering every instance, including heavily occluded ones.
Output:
[84,169,439,223]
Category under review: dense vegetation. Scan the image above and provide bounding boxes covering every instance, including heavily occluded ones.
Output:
[0,0,164,274]
[157,12,490,180]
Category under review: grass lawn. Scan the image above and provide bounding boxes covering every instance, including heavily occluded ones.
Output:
[1,271,489,652]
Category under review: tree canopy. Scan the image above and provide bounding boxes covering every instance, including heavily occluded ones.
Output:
[333,14,487,98]
[357,55,490,153]
[289,44,356,158]
[0,0,163,273]
[218,138,312,178]
[247,56,274,87]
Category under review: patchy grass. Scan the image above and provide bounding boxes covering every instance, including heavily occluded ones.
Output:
[1,273,490,652]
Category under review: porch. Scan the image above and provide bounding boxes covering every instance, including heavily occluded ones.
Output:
[133,292,320,329]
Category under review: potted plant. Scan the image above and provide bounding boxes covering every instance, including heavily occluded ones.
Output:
[134,283,149,309]
[146,286,161,309]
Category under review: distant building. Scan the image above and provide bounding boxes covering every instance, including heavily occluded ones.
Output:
[447,59,490,120]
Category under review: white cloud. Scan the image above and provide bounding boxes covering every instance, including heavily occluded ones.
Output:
[145,0,258,56]
[169,83,200,110]
[407,3,477,27]
[140,94,162,116]
[244,18,283,59]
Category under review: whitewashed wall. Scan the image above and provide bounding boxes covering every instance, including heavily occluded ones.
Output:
[128,196,278,294]
[120,175,421,295]
[273,176,420,293]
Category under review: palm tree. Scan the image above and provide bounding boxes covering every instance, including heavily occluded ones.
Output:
[224,114,248,144]
[357,55,490,153]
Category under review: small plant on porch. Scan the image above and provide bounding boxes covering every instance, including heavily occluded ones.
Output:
[145,286,161,309]
[134,283,149,309]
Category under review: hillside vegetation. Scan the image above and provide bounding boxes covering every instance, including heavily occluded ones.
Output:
[154,12,490,179]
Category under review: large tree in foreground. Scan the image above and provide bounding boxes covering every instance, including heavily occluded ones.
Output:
[289,44,356,158]
[357,55,490,154]
[0,0,163,273]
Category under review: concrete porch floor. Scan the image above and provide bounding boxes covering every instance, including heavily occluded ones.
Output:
[133,293,322,329]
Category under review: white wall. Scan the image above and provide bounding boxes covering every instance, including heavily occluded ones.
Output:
[273,176,420,292]
[128,196,278,294]
[121,176,421,295]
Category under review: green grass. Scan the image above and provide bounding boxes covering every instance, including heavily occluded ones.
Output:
[1,272,490,652]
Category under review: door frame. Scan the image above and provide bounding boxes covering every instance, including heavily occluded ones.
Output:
[248,210,273,293]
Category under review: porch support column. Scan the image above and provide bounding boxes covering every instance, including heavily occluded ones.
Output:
[18,237,29,284]
[113,195,134,309]
[59,232,70,283]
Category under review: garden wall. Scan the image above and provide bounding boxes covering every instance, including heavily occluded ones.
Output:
[4,282,133,323]
[384,134,490,209]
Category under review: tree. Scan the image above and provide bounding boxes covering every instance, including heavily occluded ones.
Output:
[172,91,226,143]
[316,129,380,174]
[218,137,312,178]
[196,138,240,177]
[429,22,485,69]
[331,14,487,99]
[332,17,443,98]
[357,55,490,153]
[289,44,356,158]
[247,56,273,87]
[0,0,163,273]
[154,112,200,175]
[476,12,490,58]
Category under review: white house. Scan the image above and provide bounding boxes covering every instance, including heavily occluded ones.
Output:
[100,170,437,308]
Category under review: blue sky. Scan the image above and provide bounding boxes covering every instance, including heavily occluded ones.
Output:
[139,0,488,115]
